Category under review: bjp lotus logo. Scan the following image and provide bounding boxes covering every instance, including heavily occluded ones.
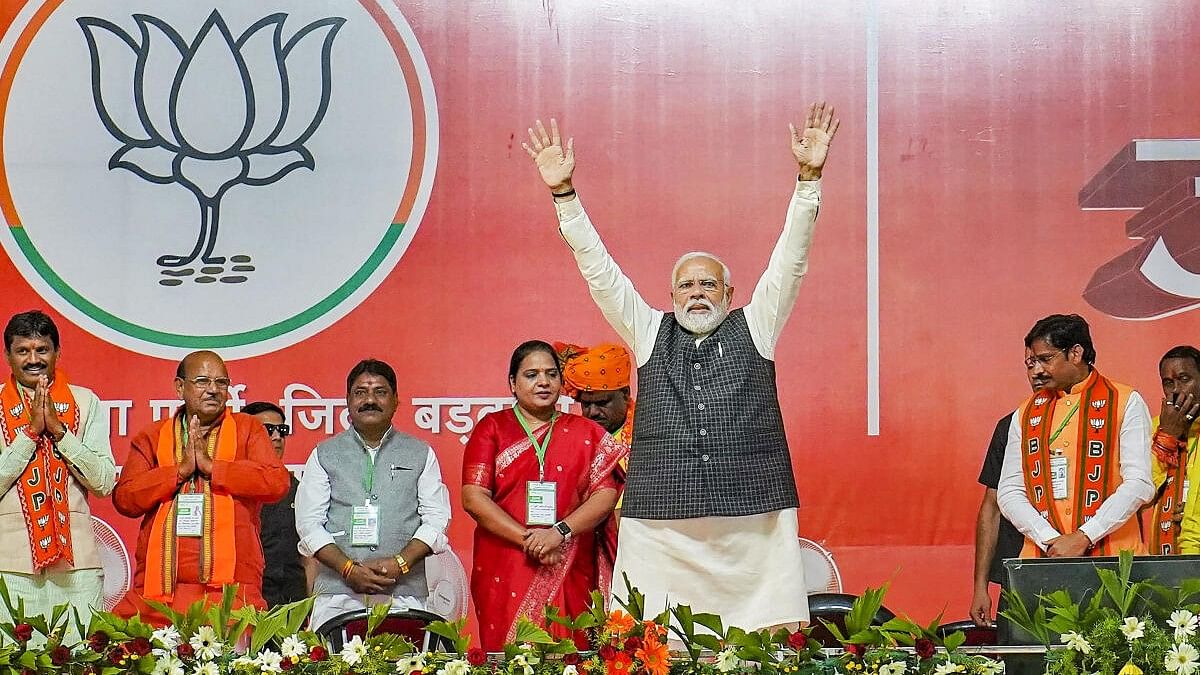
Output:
[78,10,343,284]
[0,1,437,358]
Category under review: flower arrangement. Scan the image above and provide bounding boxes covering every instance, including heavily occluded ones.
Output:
[1002,550,1200,675]
[0,575,1001,675]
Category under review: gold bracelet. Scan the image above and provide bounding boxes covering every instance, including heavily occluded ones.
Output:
[394,554,410,575]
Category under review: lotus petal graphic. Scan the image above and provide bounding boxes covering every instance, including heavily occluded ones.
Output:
[78,10,344,272]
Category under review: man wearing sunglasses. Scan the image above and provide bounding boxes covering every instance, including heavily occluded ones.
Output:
[244,401,312,607]
[997,314,1155,558]
[112,351,290,624]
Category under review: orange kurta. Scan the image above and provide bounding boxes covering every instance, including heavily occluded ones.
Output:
[112,412,289,624]
[1019,374,1145,557]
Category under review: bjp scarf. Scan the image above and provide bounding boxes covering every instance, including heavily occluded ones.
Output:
[143,411,238,601]
[1020,371,1120,556]
[1148,424,1194,555]
[0,371,78,570]
[554,342,632,399]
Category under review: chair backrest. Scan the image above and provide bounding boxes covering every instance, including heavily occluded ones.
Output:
[806,593,896,647]
[315,608,454,652]
[937,620,998,646]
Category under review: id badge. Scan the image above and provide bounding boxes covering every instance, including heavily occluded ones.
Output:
[526,481,558,526]
[351,503,380,546]
[1185,479,1192,504]
[175,493,204,537]
[1050,455,1069,500]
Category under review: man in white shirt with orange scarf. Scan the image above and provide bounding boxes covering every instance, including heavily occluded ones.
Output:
[998,314,1155,557]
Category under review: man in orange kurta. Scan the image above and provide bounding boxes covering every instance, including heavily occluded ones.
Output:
[112,350,290,624]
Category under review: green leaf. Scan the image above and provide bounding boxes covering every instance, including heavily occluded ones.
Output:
[615,574,645,620]
[692,634,723,652]
[693,612,724,636]
[425,618,471,654]
[367,602,391,637]
[845,584,889,636]
[512,617,557,645]
[942,631,965,652]
[142,598,186,629]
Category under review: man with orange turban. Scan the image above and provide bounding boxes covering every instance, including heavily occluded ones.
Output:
[555,342,634,578]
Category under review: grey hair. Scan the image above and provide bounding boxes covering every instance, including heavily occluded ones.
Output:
[671,251,732,287]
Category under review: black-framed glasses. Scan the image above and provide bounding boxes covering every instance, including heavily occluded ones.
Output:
[263,423,291,438]
[181,376,232,390]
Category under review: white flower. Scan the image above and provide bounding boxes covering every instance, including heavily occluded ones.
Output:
[1062,631,1092,655]
[189,626,225,661]
[879,661,907,675]
[256,648,284,672]
[978,660,1005,675]
[716,647,742,673]
[1121,617,1146,642]
[153,626,182,650]
[1171,611,1200,642]
[152,652,185,675]
[280,635,307,658]
[441,658,471,675]
[1167,643,1200,675]
[340,635,368,667]
[563,666,579,675]
[933,663,966,675]
[511,653,535,675]
[231,656,258,667]
[397,653,428,673]
[193,664,220,675]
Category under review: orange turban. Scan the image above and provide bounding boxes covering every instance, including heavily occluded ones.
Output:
[553,342,632,399]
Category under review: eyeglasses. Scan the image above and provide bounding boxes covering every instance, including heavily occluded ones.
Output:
[1024,349,1066,369]
[182,376,232,390]
[263,423,291,438]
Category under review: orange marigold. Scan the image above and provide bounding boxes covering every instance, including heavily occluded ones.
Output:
[605,651,634,675]
[605,610,636,636]
[636,638,670,675]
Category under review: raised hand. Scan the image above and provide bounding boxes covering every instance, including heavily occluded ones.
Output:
[177,415,200,483]
[1160,392,1200,439]
[522,118,575,193]
[790,102,840,180]
[192,414,214,477]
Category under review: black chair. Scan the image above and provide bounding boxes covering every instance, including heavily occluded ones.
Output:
[806,593,896,647]
[937,619,998,646]
[314,608,454,652]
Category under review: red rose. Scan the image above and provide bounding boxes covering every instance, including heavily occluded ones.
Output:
[177,643,195,658]
[622,636,642,655]
[128,637,153,656]
[281,657,295,671]
[563,653,582,666]
[310,645,329,661]
[915,638,935,660]
[843,643,865,658]
[787,631,807,650]
[107,647,125,665]
[88,631,110,652]
[598,645,617,661]
[50,645,72,665]
[468,647,488,666]
[12,623,32,642]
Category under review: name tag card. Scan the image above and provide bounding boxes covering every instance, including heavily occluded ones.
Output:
[351,504,380,546]
[176,493,204,537]
[1185,479,1191,504]
[1050,456,1069,500]
[526,481,557,526]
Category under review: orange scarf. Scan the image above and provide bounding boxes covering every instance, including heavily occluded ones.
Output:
[1148,425,1193,554]
[0,371,78,571]
[1021,371,1120,556]
[143,412,238,601]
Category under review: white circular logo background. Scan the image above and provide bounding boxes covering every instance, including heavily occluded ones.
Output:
[0,0,437,358]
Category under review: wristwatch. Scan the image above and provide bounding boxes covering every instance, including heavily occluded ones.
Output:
[553,520,573,541]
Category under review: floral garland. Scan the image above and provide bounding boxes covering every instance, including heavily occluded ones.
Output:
[0,580,1001,675]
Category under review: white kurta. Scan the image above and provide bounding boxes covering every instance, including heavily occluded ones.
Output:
[555,179,821,630]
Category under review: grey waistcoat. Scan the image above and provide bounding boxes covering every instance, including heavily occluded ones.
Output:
[622,308,800,519]
[312,428,429,600]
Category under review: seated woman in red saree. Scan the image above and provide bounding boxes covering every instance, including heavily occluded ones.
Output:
[463,340,626,651]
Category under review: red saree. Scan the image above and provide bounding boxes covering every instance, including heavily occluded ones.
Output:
[464,409,625,650]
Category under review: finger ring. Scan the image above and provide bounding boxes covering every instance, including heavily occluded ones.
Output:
[1188,414,1195,421]
[1175,405,1182,410]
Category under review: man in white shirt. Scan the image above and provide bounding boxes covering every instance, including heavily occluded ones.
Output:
[295,359,451,630]
[997,314,1155,557]
[521,103,838,631]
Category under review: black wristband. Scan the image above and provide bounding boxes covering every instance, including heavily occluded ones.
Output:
[551,188,576,199]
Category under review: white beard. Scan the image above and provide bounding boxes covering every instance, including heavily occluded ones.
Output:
[674,298,729,335]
